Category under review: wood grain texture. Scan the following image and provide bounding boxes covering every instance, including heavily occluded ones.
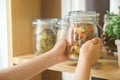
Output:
[42,70,62,80]
[13,54,120,80]
[11,0,41,56]
[7,0,41,80]
[41,0,61,18]
[30,74,41,80]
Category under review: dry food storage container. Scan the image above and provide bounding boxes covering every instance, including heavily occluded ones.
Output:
[49,19,58,35]
[32,19,56,55]
[67,11,99,60]
[57,19,68,41]
[102,15,117,51]
[65,11,102,33]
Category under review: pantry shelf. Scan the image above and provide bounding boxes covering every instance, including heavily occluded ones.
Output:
[13,54,120,80]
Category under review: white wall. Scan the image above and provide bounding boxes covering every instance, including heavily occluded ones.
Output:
[71,0,86,11]
[110,0,120,14]
[61,0,71,18]
[0,0,8,69]
[61,0,86,18]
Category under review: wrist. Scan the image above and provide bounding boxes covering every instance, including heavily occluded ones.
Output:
[78,57,92,68]
[49,50,67,63]
[75,57,91,80]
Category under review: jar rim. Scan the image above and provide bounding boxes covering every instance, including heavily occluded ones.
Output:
[69,10,99,17]
[32,18,57,27]
[57,19,68,26]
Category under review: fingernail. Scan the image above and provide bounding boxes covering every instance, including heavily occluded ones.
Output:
[92,38,99,44]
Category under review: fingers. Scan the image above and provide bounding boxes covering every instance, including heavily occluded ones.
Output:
[91,38,103,48]
[91,38,103,58]
[56,36,66,44]
[82,38,102,47]
[91,37,101,44]
[92,37,99,44]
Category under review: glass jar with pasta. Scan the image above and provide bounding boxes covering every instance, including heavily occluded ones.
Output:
[32,19,56,55]
[67,11,99,60]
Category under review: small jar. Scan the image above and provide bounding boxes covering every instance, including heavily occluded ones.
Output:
[32,19,56,55]
[67,11,99,60]
[103,15,112,31]
[103,15,117,50]
[57,19,68,41]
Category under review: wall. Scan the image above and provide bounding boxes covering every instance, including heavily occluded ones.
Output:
[0,0,8,69]
[71,0,86,11]
[110,0,120,14]
[85,0,109,26]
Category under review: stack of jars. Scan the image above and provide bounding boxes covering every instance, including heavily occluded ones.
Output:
[32,19,68,55]
[32,11,100,60]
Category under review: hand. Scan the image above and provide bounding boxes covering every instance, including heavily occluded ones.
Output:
[51,37,68,62]
[79,37,103,66]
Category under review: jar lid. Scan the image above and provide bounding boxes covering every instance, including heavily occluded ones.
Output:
[69,11,99,18]
[57,19,68,27]
[49,19,58,27]
[32,19,49,27]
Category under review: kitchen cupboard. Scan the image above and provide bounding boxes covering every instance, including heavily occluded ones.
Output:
[7,0,61,80]
[6,0,120,80]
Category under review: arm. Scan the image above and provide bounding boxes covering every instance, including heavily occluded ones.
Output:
[0,38,68,80]
[74,38,103,80]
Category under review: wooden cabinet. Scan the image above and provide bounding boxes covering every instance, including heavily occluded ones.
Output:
[41,0,61,18]
[7,0,61,58]
[7,0,61,80]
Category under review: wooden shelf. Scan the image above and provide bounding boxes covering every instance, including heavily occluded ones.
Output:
[13,54,120,80]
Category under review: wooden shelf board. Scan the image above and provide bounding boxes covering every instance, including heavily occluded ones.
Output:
[13,54,120,80]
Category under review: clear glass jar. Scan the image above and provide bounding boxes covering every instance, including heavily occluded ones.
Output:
[32,19,56,55]
[67,11,99,60]
[49,19,58,35]
[103,15,112,31]
[102,15,117,50]
[65,11,101,31]
[57,19,68,41]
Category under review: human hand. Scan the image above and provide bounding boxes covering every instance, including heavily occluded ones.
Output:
[79,37,103,66]
[51,37,68,62]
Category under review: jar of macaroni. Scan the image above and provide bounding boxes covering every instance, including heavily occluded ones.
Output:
[67,11,99,60]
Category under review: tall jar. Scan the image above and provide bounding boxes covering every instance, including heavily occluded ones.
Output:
[67,11,99,60]
[32,19,56,55]
[103,15,117,51]
[57,19,68,41]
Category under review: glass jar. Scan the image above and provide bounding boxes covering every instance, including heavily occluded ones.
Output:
[49,19,58,35]
[103,15,112,31]
[57,19,68,41]
[32,19,56,55]
[65,11,102,31]
[103,15,117,51]
[67,11,99,60]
